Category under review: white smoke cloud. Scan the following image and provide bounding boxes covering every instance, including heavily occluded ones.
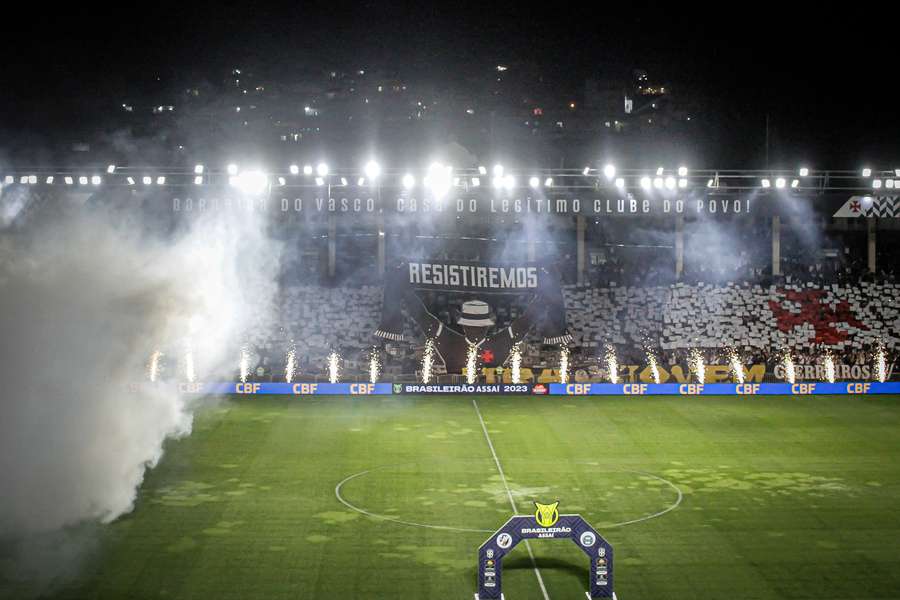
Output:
[0,197,280,538]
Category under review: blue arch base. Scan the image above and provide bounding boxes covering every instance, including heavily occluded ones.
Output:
[476,514,614,599]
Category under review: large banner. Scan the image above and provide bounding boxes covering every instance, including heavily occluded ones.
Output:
[376,260,572,373]
[1,184,866,220]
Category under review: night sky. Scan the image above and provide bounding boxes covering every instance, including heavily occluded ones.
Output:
[1,1,897,166]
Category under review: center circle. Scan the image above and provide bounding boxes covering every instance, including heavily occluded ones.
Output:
[334,460,682,533]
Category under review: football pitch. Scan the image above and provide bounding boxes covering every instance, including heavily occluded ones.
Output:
[13,394,900,600]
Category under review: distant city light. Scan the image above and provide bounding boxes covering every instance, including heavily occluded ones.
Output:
[316,162,329,177]
[364,160,381,179]
[603,164,616,179]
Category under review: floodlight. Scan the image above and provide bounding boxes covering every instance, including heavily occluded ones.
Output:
[402,173,415,189]
[478,165,487,175]
[493,164,504,176]
[653,177,664,189]
[529,176,540,189]
[227,163,239,175]
[873,179,882,189]
[504,175,516,190]
[791,179,800,188]
[665,176,676,189]
[142,176,152,185]
[315,177,325,186]
[471,177,480,187]
[364,160,381,179]
[761,179,771,188]
[303,164,313,176]
[79,176,88,185]
[640,177,652,190]
[233,170,268,194]
[862,167,872,177]
[799,167,809,177]
[194,164,204,174]
[316,162,329,177]
[615,177,625,189]
[289,164,299,175]
[775,177,786,189]
[107,164,116,174]
[194,176,203,185]
[677,166,688,177]
[603,164,615,179]
[678,178,688,188]
[544,177,553,187]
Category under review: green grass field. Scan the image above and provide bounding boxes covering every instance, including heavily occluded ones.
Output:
[8,394,900,600]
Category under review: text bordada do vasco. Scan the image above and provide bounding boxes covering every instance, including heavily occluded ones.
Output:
[171,195,753,215]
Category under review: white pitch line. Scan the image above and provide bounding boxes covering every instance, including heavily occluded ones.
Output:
[472,398,551,600]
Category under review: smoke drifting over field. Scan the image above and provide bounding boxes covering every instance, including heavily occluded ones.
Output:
[0,191,280,581]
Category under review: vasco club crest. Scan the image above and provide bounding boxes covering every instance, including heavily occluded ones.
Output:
[534,501,560,527]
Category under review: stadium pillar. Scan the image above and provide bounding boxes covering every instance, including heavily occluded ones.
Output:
[868,217,876,274]
[675,216,684,277]
[377,212,385,277]
[576,215,586,285]
[772,216,781,276]
[328,215,336,279]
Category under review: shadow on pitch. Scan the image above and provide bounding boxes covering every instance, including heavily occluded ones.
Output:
[502,555,589,580]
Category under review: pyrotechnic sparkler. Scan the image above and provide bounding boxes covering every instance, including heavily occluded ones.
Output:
[646,349,661,384]
[148,350,163,382]
[559,345,570,384]
[369,349,381,383]
[327,351,341,384]
[726,347,745,384]
[466,343,478,385]
[510,344,522,384]
[823,350,836,384]
[781,350,796,384]
[605,345,619,384]
[689,349,705,383]
[184,343,195,383]
[874,342,887,383]
[239,345,250,384]
[285,343,296,383]
[421,339,435,384]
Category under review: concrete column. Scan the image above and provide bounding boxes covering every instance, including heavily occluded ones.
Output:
[328,214,336,279]
[376,212,385,276]
[576,216,586,285]
[772,216,781,276]
[675,216,684,277]
[867,217,877,274]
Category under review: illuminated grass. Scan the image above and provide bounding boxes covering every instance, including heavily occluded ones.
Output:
[10,394,900,600]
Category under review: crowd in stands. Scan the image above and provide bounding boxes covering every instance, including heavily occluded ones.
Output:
[229,277,898,382]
